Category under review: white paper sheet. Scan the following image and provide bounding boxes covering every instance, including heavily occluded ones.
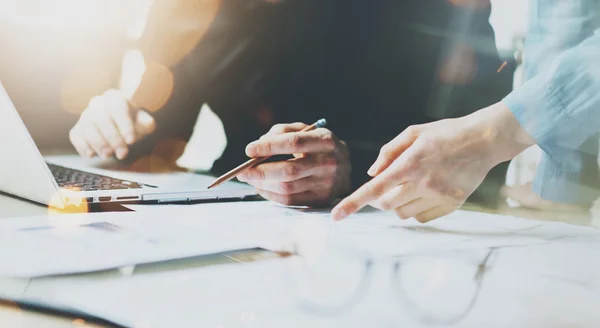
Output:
[0,211,271,278]
[0,202,337,277]
[27,259,423,328]
[3,200,599,280]
[330,208,600,257]
[127,202,600,256]
[27,238,600,328]
[4,202,598,327]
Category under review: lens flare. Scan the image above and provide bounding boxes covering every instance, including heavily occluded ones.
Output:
[126,0,154,40]
[120,49,147,102]
[130,155,172,173]
[47,191,90,216]
[447,0,490,8]
[61,65,112,115]
[438,43,478,85]
[121,49,175,112]
[138,0,222,67]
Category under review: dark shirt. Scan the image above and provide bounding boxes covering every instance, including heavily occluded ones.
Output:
[127,0,513,206]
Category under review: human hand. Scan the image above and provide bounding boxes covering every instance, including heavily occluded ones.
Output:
[332,103,535,222]
[237,123,352,206]
[501,183,588,212]
[69,89,156,160]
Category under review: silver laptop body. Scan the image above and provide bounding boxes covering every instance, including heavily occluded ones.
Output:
[0,81,256,208]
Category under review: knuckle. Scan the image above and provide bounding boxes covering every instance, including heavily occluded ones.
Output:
[405,125,420,136]
[322,156,338,170]
[288,135,303,152]
[379,145,395,160]
[283,163,300,179]
[368,183,386,198]
[319,130,335,149]
[270,124,286,135]
[278,181,295,194]
[342,200,359,214]
[380,199,395,211]
[387,167,406,182]
[394,209,408,219]
[324,176,335,187]
[424,176,438,191]
[254,168,266,180]
[262,142,272,155]
[318,176,335,190]
[396,154,420,175]
[246,168,264,180]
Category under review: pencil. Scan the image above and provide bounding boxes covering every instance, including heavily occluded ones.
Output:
[207,119,327,189]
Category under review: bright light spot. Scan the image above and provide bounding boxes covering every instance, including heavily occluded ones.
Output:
[177,105,228,172]
[61,65,112,115]
[138,0,222,67]
[72,318,86,326]
[120,49,147,102]
[130,155,172,173]
[0,0,130,28]
[438,43,478,85]
[47,192,89,227]
[126,0,154,40]
[132,59,174,112]
[120,49,174,112]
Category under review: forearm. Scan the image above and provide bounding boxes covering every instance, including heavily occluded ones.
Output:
[465,103,536,167]
[503,30,600,156]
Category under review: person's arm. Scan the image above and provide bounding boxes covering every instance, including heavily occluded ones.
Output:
[523,0,599,80]
[502,0,600,205]
[127,0,276,166]
[331,1,600,222]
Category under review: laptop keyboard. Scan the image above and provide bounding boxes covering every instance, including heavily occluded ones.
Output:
[47,164,144,191]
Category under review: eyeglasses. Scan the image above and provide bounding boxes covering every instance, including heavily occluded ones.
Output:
[280,245,496,325]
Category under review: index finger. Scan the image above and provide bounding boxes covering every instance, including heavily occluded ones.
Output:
[331,161,411,221]
[263,123,309,137]
[368,125,421,177]
[246,129,335,157]
[108,95,136,144]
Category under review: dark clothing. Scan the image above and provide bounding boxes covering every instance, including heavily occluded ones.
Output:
[128,0,515,206]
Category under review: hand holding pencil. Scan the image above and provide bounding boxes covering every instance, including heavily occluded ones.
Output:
[210,119,352,207]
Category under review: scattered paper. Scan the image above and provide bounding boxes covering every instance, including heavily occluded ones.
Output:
[0,211,269,278]
[28,237,600,328]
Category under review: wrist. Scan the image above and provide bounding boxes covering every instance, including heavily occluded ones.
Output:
[469,102,536,166]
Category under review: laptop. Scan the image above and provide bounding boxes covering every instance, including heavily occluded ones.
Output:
[0,82,257,208]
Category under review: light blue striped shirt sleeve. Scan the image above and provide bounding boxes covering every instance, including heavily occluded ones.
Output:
[502,0,600,205]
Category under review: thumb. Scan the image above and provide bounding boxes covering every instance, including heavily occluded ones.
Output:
[134,109,157,138]
[368,125,421,177]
